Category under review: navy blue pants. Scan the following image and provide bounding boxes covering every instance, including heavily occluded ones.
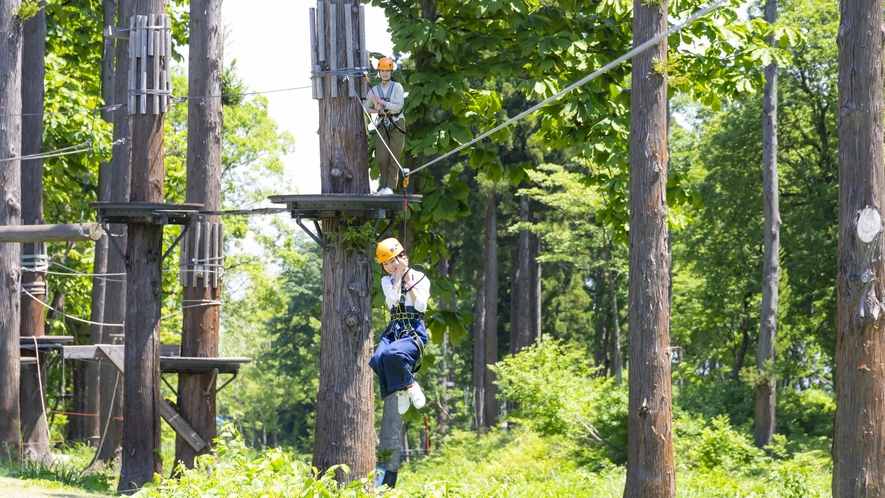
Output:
[370,311,428,399]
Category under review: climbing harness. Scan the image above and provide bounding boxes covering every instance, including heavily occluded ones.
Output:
[387,265,429,374]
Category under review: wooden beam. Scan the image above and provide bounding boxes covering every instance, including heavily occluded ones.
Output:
[160,398,206,452]
[0,223,102,243]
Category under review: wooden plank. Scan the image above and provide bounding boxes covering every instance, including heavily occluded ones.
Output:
[212,223,222,288]
[310,8,318,100]
[0,223,102,243]
[63,345,106,360]
[98,344,125,374]
[179,222,188,286]
[139,15,147,114]
[329,4,338,98]
[160,398,207,452]
[316,0,325,62]
[190,221,201,288]
[345,4,354,97]
[129,16,136,113]
[152,16,160,115]
[359,5,367,98]
[202,222,212,288]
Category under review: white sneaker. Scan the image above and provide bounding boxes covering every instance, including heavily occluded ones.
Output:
[407,382,425,410]
[376,187,394,196]
[396,390,410,414]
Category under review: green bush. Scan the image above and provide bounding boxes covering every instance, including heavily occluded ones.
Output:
[491,339,628,464]
[777,387,834,438]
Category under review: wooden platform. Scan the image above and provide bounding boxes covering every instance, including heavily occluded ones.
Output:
[19,335,74,352]
[268,193,421,220]
[62,345,252,452]
[91,202,204,225]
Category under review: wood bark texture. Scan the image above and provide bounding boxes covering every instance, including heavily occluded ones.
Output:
[20,0,50,462]
[482,194,499,427]
[175,0,223,470]
[98,0,132,465]
[624,0,675,495]
[0,0,23,464]
[311,0,374,483]
[755,0,779,450]
[118,0,166,490]
[833,0,885,493]
[86,0,118,450]
[472,272,486,428]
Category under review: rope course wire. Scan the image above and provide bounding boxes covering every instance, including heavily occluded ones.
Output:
[407,0,729,177]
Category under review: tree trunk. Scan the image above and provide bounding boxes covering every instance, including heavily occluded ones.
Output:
[98,0,132,466]
[86,0,118,450]
[20,0,50,463]
[310,1,374,483]
[0,0,23,464]
[68,355,88,442]
[175,0,224,470]
[377,397,403,486]
[594,264,609,369]
[755,0,779,451]
[472,272,486,428]
[513,194,531,353]
[531,231,541,343]
[623,0,675,493]
[833,0,885,493]
[118,0,166,490]
[609,269,622,384]
[482,193,499,427]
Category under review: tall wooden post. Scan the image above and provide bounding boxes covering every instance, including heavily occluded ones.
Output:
[624,0,675,493]
[832,0,885,492]
[98,0,132,465]
[118,1,170,491]
[175,0,223,469]
[20,0,51,463]
[311,0,375,483]
[86,0,118,450]
[0,0,24,464]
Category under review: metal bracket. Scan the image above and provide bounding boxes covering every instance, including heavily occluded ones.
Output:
[202,368,218,397]
[161,223,189,263]
[103,222,131,267]
[296,216,328,250]
[161,374,178,398]
[215,371,238,395]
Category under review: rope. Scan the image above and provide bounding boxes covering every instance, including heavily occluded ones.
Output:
[407,0,728,176]
[21,287,124,328]
[31,337,51,452]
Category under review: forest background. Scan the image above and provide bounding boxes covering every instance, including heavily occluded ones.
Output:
[6,0,842,495]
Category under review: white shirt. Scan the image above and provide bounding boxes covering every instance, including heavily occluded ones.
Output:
[381,269,430,312]
[366,81,405,123]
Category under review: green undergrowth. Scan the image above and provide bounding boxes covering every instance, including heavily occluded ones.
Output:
[395,424,830,497]
[0,443,115,494]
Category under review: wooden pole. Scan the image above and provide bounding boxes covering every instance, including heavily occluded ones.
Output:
[96,0,132,466]
[20,0,51,463]
[0,0,23,464]
[0,223,103,243]
[174,0,223,471]
[118,2,166,491]
[312,0,374,484]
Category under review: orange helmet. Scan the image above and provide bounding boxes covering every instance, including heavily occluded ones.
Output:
[376,237,403,263]
[377,57,395,71]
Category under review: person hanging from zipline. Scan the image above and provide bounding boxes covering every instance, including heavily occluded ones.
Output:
[370,237,430,414]
[365,57,405,196]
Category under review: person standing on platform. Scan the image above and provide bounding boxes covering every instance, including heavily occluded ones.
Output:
[365,57,405,195]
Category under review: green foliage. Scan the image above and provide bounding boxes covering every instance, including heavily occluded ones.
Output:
[326,214,378,252]
[15,0,41,22]
[492,340,628,463]
[777,387,835,439]
[136,424,375,497]
[0,444,116,493]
